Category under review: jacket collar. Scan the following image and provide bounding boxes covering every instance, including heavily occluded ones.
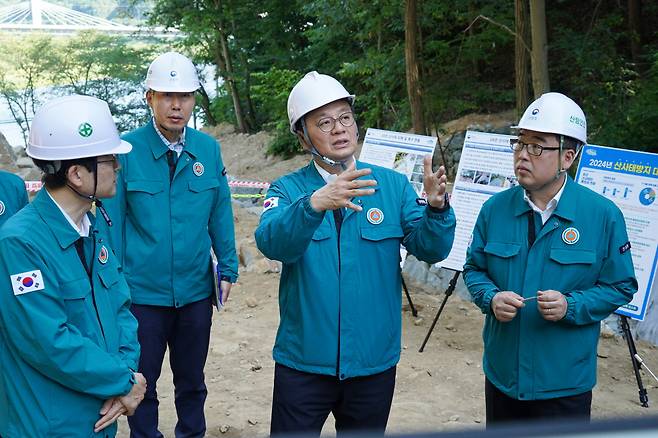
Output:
[147,122,198,160]
[512,176,577,222]
[32,190,95,249]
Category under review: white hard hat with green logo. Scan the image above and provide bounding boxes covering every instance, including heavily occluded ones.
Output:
[513,92,587,144]
[27,95,132,160]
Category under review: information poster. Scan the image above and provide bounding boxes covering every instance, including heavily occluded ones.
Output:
[575,145,658,321]
[437,131,516,272]
[359,128,437,196]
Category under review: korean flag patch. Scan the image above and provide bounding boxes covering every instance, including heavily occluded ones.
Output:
[11,270,45,296]
[263,197,279,212]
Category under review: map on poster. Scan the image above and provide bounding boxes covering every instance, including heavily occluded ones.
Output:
[359,128,437,196]
[437,131,516,272]
[575,145,658,321]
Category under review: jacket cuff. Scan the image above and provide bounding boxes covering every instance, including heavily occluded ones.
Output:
[563,295,576,323]
[482,289,497,315]
[302,193,325,219]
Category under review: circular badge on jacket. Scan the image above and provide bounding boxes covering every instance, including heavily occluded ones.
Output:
[0,200,5,216]
[562,227,580,245]
[366,208,384,225]
[193,162,204,176]
[98,246,109,264]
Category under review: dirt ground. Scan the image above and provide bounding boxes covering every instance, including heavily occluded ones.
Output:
[117,123,658,437]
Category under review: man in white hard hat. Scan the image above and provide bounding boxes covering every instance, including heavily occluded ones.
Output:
[255,71,456,435]
[463,92,636,424]
[0,95,147,437]
[104,51,238,437]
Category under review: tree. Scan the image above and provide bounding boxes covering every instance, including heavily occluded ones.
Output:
[529,0,550,96]
[0,34,53,147]
[515,0,532,117]
[405,0,425,135]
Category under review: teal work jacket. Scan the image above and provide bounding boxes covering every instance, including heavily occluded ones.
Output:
[255,161,456,379]
[463,177,637,401]
[105,123,238,307]
[0,170,28,228]
[0,190,139,438]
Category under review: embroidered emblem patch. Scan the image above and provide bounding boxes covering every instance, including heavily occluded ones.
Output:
[193,162,204,176]
[366,208,384,225]
[98,246,109,264]
[619,241,631,254]
[416,198,427,206]
[562,227,580,245]
[11,270,45,296]
[0,200,5,216]
[263,197,279,212]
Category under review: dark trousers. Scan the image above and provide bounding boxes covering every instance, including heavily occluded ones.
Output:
[485,378,592,427]
[128,297,213,438]
[271,363,396,436]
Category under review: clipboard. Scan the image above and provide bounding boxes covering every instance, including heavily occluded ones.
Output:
[210,250,223,308]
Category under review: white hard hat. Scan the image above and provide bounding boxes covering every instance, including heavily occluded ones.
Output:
[145,51,200,92]
[27,95,132,161]
[287,71,355,133]
[513,92,587,144]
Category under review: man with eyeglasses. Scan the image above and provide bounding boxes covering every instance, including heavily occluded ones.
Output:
[463,92,636,425]
[0,95,146,437]
[255,71,456,435]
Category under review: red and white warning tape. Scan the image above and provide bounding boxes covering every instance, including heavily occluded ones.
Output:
[25,179,271,192]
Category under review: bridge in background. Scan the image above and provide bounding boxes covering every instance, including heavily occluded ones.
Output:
[0,0,176,37]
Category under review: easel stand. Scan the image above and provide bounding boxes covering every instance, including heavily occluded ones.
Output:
[620,315,649,407]
[419,270,461,352]
[402,276,418,317]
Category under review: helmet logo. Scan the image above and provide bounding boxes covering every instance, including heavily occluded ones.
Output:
[78,122,93,138]
[170,70,178,77]
[531,108,539,115]
[569,115,586,128]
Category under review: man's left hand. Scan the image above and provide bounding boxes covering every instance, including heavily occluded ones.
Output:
[220,280,232,305]
[422,155,448,209]
[537,290,567,321]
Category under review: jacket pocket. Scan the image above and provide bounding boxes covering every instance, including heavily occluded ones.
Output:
[360,224,404,241]
[126,180,164,194]
[97,267,120,289]
[549,249,596,265]
[60,278,93,335]
[188,178,220,193]
[483,242,521,258]
[312,224,333,241]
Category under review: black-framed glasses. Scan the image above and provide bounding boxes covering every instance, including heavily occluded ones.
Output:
[316,112,355,133]
[509,139,560,156]
[97,155,117,166]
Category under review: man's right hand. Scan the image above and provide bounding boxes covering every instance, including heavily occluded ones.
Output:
[119,372,147,415]
[310,162,377,212]
[491,291,524,322]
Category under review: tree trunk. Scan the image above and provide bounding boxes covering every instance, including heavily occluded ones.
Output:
[628,0,643,64]
[515,0,532,117]
[529,0,550,97]
[218,30,248,133]
[197,84,217,126]
[405,0,425,135]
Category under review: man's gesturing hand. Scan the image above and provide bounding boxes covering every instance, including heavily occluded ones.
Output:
[310,162,377,212]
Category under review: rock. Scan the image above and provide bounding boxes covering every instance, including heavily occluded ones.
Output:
[239,341,249,348]
[238,239,255,268]
[413,317,424,326]
[251,364,262,372]
[219,425,230,433]
[245,297,258,308]
[466,359,474,366]
[16,157,34,168]
[449,415,460,422]
[248,418,258,425]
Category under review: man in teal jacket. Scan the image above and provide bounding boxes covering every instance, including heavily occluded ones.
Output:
[464,93,636,425]
[0,95,146,437]
[0,169,29,228]
[255,72,456,435]
[104,52,238,437]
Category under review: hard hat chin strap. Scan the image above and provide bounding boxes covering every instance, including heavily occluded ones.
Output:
[300,119,348,171]
[66,159,113,227]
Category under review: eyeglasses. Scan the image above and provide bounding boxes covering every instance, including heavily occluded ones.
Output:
[316,112,355,133]
[509,139,560,156]
[97,155,117,166]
